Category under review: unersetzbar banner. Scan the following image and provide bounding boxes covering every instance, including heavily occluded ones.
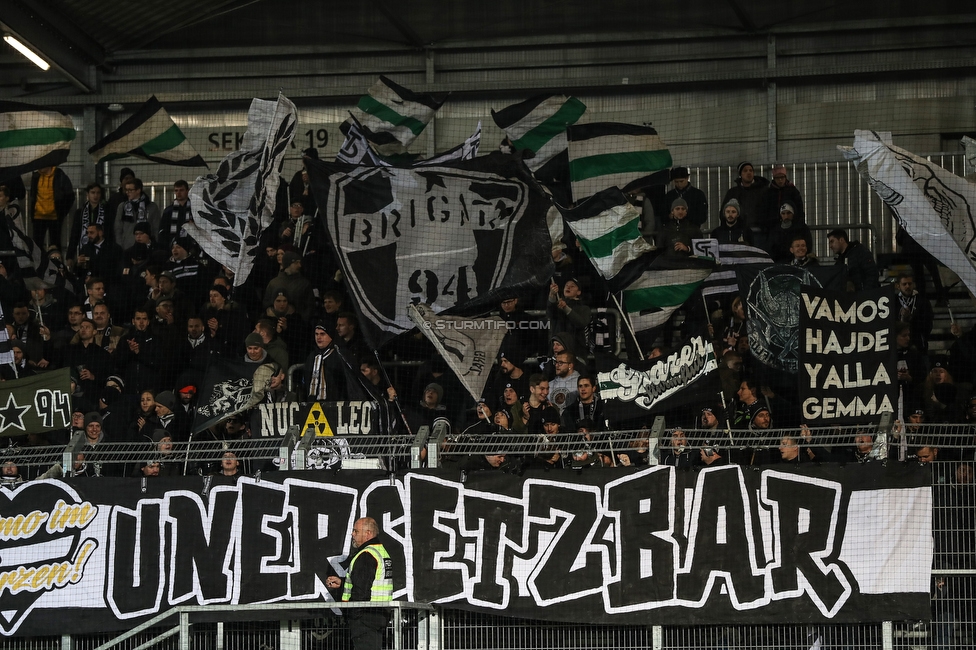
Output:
[0,464,930,636]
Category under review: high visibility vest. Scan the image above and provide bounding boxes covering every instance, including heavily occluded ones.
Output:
[342,543,393,602]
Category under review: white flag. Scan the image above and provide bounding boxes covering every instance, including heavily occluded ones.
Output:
[840,130,976,296]
[185,94,297,285]
[407,304,506,402]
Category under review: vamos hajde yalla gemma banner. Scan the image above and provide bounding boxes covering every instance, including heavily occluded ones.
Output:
[0,464,930,636]
[798,287,897,424]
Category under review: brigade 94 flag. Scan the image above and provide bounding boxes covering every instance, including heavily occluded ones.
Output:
[306,155,554,348]
[798,286,897,424]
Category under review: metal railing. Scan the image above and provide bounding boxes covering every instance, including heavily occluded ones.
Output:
[90,601,434,650]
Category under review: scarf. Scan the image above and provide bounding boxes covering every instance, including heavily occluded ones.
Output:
[309,345,336,400]
[79,202,106,248]
[122,194,149,223]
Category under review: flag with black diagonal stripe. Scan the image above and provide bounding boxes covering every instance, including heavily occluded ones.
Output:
[88,96,207,168]
[347,76,447,156]
[567,122,672,203]
[0,101,76,178]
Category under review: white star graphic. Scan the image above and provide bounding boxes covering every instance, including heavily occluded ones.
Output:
[0,393,31,434]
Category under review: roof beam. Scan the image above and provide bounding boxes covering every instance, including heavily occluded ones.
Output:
[0,1,103,92]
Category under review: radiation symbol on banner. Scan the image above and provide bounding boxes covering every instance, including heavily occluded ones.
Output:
[303,402,334,437]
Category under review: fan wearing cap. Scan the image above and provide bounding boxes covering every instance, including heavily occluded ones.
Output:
[280,201,313,250]
[168,236,208,308]
[405,383,451,435]
[531,406,565,469]
[154,390,191,442]
[492,352,529,410]
[663,167,708,228]
[922,356,970,424]
[657,197,701,257]
[303,323,347,402]
[199,283,250,359]
[894,272,934,354]
[264,251,314,318]
[710,198,752,245]
[547,278,592,355]
[760,164,804,230]
[766,202,812,264]
[122,221,156,272]
[720,162,770,245]
[288,148,318,215]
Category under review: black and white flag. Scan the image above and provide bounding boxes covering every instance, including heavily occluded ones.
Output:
[597,335,719,423]
[185,94,296,285]
[408,304,506,401]
[841,130,976,296]
[337,118,481,168]
[306,155,554,348]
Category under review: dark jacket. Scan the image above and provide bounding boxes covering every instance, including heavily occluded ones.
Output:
[760,181,805,229]
[663,184,709,228]
[28,167,74,221]
[710,221,753,245]
[721,176,770,232]
[838,241,880,291]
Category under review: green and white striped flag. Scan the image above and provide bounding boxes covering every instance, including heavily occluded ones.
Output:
[491,94,586,172]
[559,187,653,289]
[0,101,75,177]
[348,76,445,156]
[623,262,713,332]
[567,123,672,203]
[88,96,206,167]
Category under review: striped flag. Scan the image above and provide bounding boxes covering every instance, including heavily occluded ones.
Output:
[623,259,714,332]
[701,244,772,298]
[567,123,672,202]
[88,96,206,167]
[348,76,445,156]
[491,94,586,172]
[559,187,653,290]
[0,302,12,366]
[337,117,481,167]
[0,101,75,177]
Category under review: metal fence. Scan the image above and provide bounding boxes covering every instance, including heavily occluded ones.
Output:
[3,424,976,648]
[47,153,965,261]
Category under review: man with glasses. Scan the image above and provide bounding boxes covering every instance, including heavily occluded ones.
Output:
[548,351,580,413]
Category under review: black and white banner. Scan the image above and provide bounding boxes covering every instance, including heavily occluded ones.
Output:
[253,400,381,438]
[798,287,897,424]
[0,368,71,437]
[0,464,930,636]
[306,155,554,347]
[597,336,719,423]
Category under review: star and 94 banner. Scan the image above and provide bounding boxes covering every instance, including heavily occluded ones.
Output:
[0,368,71,437]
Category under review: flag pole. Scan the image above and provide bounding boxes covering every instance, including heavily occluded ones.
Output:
[372,350,413,437]
[611,292,644,360]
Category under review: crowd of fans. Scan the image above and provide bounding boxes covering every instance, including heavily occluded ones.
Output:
[0,154,974,482]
